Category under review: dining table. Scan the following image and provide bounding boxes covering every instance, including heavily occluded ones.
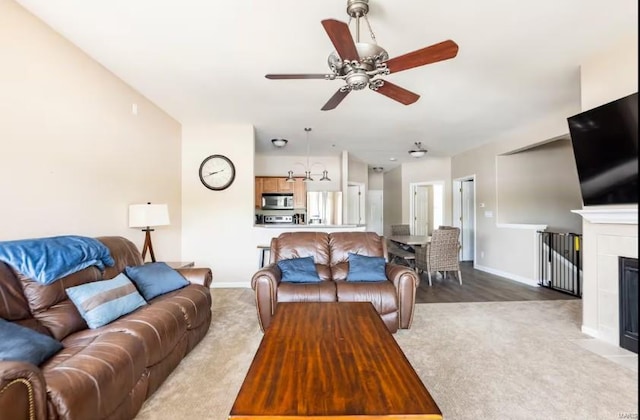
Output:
[387,235,430,271]
[388,235,431,246]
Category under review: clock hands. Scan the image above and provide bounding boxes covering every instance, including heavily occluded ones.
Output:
[206,169,225,176]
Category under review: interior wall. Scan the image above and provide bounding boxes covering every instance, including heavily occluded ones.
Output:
[496,139,583,232]
[368,172,383,190]
[580,34,639,111]
[254,155,341,191]
[181,123,255,286]
[451,101,580,280]
[382,167,402,237]
[0,0,183,260]
[347,155,368,188]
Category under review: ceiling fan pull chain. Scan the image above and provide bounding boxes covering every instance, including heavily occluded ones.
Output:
[363,14,377,44]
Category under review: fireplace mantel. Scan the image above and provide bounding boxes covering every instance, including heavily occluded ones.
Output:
[571,208,638,224]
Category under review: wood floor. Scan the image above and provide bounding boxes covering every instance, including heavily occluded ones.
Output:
[415,261,578,304]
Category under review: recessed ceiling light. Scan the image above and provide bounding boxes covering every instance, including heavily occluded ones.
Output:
[389,157,397,161]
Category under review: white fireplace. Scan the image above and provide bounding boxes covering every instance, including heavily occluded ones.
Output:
[572,208,638,347]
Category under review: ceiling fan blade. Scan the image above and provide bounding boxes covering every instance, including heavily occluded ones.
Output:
[374,81,420,105]
[265,74,330,80]
[384,40,459,74]
[321,89,350,111]
[321,19,359,62]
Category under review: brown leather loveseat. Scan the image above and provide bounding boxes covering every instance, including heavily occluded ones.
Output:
[0,236,212,420]
[251,231,419,333]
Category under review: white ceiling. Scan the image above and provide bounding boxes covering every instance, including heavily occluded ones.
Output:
[16,0,638,169]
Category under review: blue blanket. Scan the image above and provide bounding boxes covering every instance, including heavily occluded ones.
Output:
[0,235,115,285]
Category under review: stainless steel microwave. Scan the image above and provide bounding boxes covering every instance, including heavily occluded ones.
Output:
[261,193,294,210]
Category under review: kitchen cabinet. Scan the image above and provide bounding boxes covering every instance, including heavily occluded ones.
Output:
[255,177,306,209]
[293,178,306,208]
[254,178,263,209]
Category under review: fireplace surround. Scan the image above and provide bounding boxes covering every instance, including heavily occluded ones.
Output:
[572,207,638,349]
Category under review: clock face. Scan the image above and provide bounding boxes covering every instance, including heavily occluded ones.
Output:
[198,155,236,191]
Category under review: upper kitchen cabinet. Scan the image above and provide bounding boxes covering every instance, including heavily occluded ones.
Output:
[293,178,306,208]
[255,177,306,209]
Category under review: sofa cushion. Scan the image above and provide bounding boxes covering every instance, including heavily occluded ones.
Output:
[329,232,386,281]
[347,253,387,282]
[67,299,189,366]
[66,274,146,329]
[150,284,212,330]
[335,280,398,316]
[0,318,62,366]
[277,257,321,283]
[271,232,332,281]
[46,331,147,420]
[125,262,189,301]
[277,281,337,303]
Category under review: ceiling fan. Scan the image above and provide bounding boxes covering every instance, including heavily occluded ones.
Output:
[265,0,459,111]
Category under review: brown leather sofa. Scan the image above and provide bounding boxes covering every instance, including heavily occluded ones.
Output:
[0,236,212,420]
[251,231,419,333]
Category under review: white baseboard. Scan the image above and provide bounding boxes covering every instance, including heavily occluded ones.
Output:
[581,325,599,338]
[473,264,539,287]
[210,282,251,289]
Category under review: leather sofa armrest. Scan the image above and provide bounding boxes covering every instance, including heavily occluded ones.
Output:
[385,263,420,329]
[386,263,419,289]
[177,267,212,288]
[0,361,48,420]
[251,264,282,332]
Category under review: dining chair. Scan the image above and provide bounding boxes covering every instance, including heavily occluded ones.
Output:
[391,224,411,235]
[414,227,462,286]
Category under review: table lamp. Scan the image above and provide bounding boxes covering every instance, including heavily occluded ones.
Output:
[128,203,170,262]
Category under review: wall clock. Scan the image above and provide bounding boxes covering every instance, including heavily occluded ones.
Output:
[198,154,236,191]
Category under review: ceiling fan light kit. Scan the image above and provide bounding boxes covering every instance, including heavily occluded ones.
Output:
[265,0,458,110]
[409,142,427,158]
[271,138,288,148]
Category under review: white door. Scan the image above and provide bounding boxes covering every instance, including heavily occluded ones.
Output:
[461,179,475,261]
[413,185,430,235]
[367,190,383,235]
[347,183,364,224]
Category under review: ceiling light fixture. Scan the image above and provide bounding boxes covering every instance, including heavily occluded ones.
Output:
[285,128,331,183]
[271,138,288,148]
[408,142,427,158]
[372,166,383,173]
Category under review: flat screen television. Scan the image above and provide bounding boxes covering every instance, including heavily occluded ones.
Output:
[567,92,638,206]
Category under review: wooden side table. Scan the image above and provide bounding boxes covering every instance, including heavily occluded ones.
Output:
[164,261,195,269]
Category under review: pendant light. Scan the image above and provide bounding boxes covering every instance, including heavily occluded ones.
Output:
[286,128,330,182]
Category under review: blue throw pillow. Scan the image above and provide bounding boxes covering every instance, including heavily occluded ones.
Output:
[66,273,147,329]
[347,253,388,282]
[0,318,63,366]
[124,262,190,301]
[277,256,321,283]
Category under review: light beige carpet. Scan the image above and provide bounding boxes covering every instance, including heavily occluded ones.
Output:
[135,289,638,420]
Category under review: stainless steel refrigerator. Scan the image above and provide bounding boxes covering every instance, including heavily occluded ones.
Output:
[306,192,343,225]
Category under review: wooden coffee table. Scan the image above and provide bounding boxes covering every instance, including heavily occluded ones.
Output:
[229,302,442,419]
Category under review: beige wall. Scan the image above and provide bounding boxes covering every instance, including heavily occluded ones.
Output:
[181,123,255,286]
[0,0,183,260]
[497,139,583,232]
[580,34,638,111]
[368,172,383,190]
[451,102,580,281]
[382,167,402,237]
[347,155,368,187]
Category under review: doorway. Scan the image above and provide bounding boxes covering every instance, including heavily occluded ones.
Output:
[410,181,444,236]
[452,176,476,262]
[347,182,365,225]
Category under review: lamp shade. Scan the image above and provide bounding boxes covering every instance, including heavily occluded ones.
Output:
[128,204,170,228]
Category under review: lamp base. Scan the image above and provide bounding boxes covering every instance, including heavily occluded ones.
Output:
[141,228,156,262]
